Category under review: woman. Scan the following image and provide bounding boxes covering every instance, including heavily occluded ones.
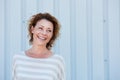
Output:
[12,13,66,80]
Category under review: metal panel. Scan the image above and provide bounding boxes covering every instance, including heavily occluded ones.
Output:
[103,0,110,80]
[109,0,120,80]
[0,0,5,80]
[76,0,88,80]
[86,0,93,80]
[92,0,104,80]
[59,0,71,80]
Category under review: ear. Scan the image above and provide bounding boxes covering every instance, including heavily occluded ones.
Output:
[31,26,34,33]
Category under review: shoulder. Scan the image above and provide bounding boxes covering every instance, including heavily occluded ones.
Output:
[13,51,26,60]
[53,54,65,64]
[54,54,64,60]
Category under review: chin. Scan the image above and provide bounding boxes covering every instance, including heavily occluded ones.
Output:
[36,42,46,46]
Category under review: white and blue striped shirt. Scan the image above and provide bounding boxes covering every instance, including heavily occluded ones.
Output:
[12,52,65,80]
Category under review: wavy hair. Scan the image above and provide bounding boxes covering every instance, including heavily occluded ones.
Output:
[28,13,60,50]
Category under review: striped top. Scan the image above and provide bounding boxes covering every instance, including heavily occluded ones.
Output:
[12,51,66,80]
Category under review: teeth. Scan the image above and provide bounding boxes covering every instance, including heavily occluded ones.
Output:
[38,36,46,40]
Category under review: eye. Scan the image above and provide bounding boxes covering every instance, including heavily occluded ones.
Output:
[38,27,42,30]
[47,30,52,32]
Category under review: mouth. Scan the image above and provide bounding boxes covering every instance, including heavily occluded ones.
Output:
[37,35,47,41]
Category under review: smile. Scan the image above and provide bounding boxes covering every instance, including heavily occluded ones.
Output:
[37,35,47,41]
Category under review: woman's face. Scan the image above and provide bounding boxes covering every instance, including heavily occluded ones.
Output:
[31,19,53,47]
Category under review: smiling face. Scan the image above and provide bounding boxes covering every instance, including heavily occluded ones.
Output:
[31,19,54,47]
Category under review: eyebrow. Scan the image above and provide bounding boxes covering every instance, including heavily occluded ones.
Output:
[39,25,44,27]
[39,25,52,30]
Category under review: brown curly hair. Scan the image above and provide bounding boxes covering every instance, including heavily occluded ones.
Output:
[28,13,60,50]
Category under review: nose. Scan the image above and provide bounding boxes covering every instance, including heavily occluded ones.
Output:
[41,30,47,35]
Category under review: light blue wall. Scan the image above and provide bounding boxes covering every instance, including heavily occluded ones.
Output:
[0,0,120,80]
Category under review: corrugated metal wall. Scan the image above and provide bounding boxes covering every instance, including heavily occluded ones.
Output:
[0,0,120,80]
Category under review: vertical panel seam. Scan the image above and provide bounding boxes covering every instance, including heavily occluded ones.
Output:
[21,0,26,51]
[103,0,110,80]
[70,0,76,80]
[4,0,8,79]
[3,0,6,79]
[86,0,93,79]
[53,0,60,54]
[119,0,120,48]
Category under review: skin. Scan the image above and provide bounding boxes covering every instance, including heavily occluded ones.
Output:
[25,19,54,58]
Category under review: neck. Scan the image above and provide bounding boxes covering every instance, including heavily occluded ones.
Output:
[30,45,49,54]
[25,45,53,58]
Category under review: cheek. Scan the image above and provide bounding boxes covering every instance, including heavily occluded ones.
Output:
[48,34,53,41]
[50,33,53,38]
[49,35,52,40]
[33,30,39,35]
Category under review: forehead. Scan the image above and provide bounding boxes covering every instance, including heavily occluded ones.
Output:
[36,19,53,29]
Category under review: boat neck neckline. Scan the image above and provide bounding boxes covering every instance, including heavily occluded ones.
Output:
[22,51,55,59]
